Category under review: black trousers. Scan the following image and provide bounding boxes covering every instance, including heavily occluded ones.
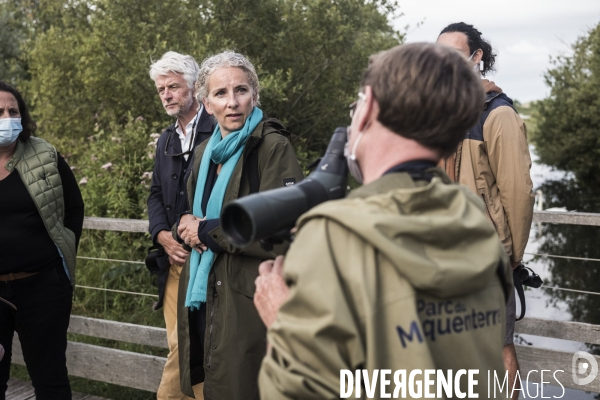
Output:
[0,264,73,400]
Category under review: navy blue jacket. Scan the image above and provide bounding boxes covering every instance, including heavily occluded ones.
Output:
[147,107,214,309]
[465,91,517,141]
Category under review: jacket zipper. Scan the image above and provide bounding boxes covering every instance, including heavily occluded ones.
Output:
[207,285,216,369]
[481,194,499,231]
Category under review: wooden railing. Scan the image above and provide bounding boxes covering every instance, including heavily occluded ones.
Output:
[532,210,600,226]
[516,319,600,392]
[12,218,167,393]
[12,317,167,392]
[11,210,600,394]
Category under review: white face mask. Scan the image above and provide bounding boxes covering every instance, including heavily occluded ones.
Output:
[346,91,368,184]
[468,50,482,73]
[0,118,22,146]
[344,130,364,184]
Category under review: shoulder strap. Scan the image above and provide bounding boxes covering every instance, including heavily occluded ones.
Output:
[513,268,526,321]
[263,119,290,140]
[246,119,289,194]
[247,147,261,195]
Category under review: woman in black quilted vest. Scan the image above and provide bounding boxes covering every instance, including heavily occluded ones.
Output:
[0,81,84,400]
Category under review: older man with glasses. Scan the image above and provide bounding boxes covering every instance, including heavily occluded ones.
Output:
[147,51,214,400]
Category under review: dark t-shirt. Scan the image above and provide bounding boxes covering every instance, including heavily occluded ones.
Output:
[0,153,84,274]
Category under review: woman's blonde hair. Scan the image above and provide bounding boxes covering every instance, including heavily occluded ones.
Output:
[196,51,260,103]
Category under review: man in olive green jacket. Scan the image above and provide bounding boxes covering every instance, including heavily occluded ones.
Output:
[255,43,513,399]
[175,117,303,399]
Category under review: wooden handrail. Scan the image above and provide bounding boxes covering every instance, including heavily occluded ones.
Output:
[532,210,600,226]
[69,316,168,349]
[83,217,148,232]
[81,211,600,233]
[516,317,600,345]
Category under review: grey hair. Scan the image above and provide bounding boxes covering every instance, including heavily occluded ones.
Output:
[196,51,260,103]
[149,51,200,89]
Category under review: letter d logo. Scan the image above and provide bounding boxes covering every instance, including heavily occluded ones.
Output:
[572,351,598,386]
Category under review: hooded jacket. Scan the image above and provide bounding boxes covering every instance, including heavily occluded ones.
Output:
[258,169,512,399]
[176,117,304,399]
[440,80,535,264]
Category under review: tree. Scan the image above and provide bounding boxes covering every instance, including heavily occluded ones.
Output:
[0,3,27,83]
[534,22,600,186]
[19,0,402,158]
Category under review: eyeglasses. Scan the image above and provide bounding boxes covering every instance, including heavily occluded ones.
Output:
[164,114,199,157]
[348,92,366,119]
[164,129,195,157]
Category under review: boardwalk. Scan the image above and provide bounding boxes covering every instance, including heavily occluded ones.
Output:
[6,378,108,399]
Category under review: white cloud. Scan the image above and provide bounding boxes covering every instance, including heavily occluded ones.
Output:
[506,40,546,56]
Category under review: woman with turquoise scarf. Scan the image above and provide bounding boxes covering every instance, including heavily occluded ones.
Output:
[175,51,304,400]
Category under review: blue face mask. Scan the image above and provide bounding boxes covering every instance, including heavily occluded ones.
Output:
[0,118,23,146]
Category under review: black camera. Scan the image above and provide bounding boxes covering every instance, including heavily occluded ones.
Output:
[514,264,543,288]
[144,246,166,275]
[513,263,543,321]
[221,127,349,247]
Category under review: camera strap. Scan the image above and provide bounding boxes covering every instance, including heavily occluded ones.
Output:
[0,296,17,310]
[247,149,260,195]
[513,269,526,321]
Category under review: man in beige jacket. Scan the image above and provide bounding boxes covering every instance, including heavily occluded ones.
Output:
[437,23,535,399]
[254,43,513,399]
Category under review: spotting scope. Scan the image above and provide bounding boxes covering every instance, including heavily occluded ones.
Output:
[221,127,349,247]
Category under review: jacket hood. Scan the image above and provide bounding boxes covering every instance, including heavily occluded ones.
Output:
[482,79,502,94]
[299,170,506,299]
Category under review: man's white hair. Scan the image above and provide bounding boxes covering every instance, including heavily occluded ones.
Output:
[196,51,260,103]
[149,51,200,90]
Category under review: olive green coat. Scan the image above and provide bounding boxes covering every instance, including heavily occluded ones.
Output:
[259,169,512,399]
[177,118,304,399]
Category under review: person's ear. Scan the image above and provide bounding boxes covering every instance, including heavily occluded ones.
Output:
[356,86,375,132]
[202,97,214,115]
[472,49,483,65]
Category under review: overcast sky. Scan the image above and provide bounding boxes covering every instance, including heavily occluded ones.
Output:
[394,0,600,103]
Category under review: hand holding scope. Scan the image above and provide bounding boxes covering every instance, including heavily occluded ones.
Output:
[221,127,349,247]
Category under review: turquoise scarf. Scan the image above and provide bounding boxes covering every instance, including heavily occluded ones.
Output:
[186,107,264,309]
